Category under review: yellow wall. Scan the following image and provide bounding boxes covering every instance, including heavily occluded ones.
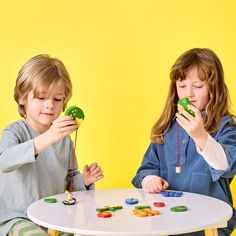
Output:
[0,1,236,233]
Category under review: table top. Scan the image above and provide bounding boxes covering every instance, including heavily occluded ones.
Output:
[27,188,232,236]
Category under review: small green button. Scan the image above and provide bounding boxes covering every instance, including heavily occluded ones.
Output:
[170,205,188,212]
[44,198,57,203]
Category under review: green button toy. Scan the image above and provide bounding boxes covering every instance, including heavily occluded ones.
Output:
[177,97,195,117]
[44,198,57,203]
[65,106,85,120]
[170,205,188,212]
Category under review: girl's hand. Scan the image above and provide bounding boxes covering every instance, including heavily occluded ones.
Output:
[176,105,208,150]
[144,176,169,193]
[82,162,104,186]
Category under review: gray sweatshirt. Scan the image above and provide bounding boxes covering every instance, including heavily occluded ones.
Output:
[0,119,93,236]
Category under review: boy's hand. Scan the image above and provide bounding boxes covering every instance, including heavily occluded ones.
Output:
[33,116,78,155]
[176,105,208,150]
[47,116,78,143]
[82,162,104,186]
[144,176,169,193]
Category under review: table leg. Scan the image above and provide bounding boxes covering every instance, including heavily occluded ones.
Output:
[47,228,58,236]
[204,228,218,236]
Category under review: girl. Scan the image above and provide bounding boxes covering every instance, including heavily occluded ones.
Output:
[132,48,236,235]
[0,54,104,236]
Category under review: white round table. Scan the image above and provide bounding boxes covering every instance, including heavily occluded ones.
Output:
[27,188,232,236]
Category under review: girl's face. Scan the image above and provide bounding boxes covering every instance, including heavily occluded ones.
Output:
[20,80,65,133]
[176,66,209,111]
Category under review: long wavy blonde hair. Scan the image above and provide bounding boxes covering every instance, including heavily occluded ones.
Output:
[151,48,233,144]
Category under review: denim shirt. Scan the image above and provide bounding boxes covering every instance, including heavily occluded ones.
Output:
[132,115,236,235]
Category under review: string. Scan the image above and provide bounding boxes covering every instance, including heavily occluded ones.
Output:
[176,124,180,170]
[69,129,78,193]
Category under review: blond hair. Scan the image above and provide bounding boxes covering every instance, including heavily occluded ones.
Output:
[14,54,72,117]
[151,48,232,144]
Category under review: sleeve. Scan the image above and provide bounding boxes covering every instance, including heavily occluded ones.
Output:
[66,139,94,191]
[0,128,36,173]
[196,134,228,170]
[132,143,160,188]
[207,117,236,181]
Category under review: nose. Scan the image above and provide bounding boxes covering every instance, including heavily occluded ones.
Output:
[186,86,194,97]
[45,99,53,109]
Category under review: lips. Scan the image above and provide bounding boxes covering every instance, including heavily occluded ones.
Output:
[40,113,54,116]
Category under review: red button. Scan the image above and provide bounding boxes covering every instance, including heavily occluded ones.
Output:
[153,202,165,207]
[97,211,112,218]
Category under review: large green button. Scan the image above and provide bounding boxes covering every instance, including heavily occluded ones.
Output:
[65,106,85,120]
[177,97,195,117]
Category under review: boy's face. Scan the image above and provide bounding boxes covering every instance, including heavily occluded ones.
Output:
[176,66,209,111]
[20,80,65,133]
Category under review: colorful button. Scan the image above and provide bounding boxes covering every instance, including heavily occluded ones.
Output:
[133,208,160,217]
[96,206,123,212]
[160,191,183,197]
[65,106,85,120]
[153,202,165,207]
[44,198,57,203]
[170,206,188,212]
[97,211,112,218]
[125,198,138,205]
[135,205,151,210]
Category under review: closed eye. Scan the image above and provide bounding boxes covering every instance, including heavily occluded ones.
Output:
[54,98,63,102]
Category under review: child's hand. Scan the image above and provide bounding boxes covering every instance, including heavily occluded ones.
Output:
[47,116,78,143]
[176,105,208,150]
[82,162,104,186]
[144,176,169,193]
[33,116,78,155]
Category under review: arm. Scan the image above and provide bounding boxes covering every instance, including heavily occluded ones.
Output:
[177,106,236,179]
[0,125,35,172]
[132,143,161,188]
[196,134,228,170]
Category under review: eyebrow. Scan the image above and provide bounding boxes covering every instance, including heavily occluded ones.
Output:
[37,91,64,96]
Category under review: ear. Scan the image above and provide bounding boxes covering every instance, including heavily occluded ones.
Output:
[19,96,26,105]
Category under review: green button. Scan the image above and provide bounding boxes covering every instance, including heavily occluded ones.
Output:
[177,98,195,117]
[65,106,85,120]
[44,198,57,203]
[170,205,188,212]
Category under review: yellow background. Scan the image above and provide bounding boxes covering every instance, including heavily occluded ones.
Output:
[0,1,235,233]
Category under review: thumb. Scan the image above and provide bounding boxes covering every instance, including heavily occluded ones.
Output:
[83,165,90,175]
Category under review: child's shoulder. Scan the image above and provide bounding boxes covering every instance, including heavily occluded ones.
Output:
[218,115,236,133]
[2,119,31,137]
[221,115,236,126]
[4,119,27,130]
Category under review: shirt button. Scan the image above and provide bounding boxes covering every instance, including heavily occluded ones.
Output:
[183,140,187,144]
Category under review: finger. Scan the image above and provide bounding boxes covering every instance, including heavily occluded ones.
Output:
[178,107,194,121]
[162,180,169,190]
[56,124,78,134]
[89,162,98,172]
[92,171,103,178]
[146,183,155,193]
[90,166,101,176]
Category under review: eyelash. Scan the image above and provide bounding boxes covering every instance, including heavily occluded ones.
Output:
[178,85,203,89]
[37,97,62,102]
